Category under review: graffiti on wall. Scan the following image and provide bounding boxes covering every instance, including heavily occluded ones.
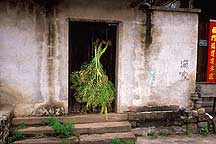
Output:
[179,59,189,80]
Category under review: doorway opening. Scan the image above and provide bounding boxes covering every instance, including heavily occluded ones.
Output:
[68,20,118,114]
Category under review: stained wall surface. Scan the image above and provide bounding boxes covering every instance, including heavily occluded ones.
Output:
[0,1,49,115]
[0,0,198,115]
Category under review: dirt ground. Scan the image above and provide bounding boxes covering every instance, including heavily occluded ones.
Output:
[136,134,216,144]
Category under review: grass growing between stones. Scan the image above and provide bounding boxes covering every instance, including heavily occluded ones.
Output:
[111,138,135,144]
[147,131,157,137]
[60,140,76,144]
[183,126,193,137]
[6,131,25,144]
[199,127,209,136]
[16,122,27,129]
[157,131,172,137]
[42,118,75,138]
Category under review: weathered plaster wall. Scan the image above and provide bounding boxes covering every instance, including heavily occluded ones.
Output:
[56,1,199,112]
[56,0,144,113]
[0,1,66,116]
[0,0,198,115]
[0,1,45,115]
[125,10,198,111]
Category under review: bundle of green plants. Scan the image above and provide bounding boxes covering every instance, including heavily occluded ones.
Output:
[43,118,74,138]
[70,39,115,120]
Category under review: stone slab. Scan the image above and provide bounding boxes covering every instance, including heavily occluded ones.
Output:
[14,137,78,144]
[136,134,216,144]
[12,113,128,126]
[14,132,135,144]
[17,121,131,135]
[79,132,136,144]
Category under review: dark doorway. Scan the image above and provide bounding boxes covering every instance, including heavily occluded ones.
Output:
[68,21,118,113]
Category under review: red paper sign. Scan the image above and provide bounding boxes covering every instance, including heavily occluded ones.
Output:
[207,20,216,82]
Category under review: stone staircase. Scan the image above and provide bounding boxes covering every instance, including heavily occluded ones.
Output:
[10,113,136,144]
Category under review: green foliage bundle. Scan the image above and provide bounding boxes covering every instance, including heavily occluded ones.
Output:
[6,131,24,144]
[70,40,115,119]
[43,118,74,138]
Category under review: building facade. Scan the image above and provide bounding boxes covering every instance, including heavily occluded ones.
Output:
[0,0,199,116]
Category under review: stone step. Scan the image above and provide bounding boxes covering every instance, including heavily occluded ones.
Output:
[128,111,180,127]
[12,113,128,126]
[79,131,136,144]
[14,132,136,144]
[13,137,78,144]
[16,121,131,135]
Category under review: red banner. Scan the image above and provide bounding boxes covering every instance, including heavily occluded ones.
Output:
[207,20,216,82]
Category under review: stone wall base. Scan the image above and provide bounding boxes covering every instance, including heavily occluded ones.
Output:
[127,106,215,135]
[0,104,14,144]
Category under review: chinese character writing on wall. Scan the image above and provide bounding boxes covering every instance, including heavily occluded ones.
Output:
[179,71,189,80]
[180,60,189,69]
[179,59,189,80]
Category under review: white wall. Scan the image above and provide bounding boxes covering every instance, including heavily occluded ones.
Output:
[121,10,198,111]
[0,0,199,115]
[0,1,47,115]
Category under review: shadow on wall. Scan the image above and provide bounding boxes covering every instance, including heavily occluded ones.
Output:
[0,83,66,116]
[0,83,24,106]
[0,81,41,105]
[0,91,17,106]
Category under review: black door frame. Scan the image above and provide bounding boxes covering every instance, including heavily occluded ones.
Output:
[68,19,119,113]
